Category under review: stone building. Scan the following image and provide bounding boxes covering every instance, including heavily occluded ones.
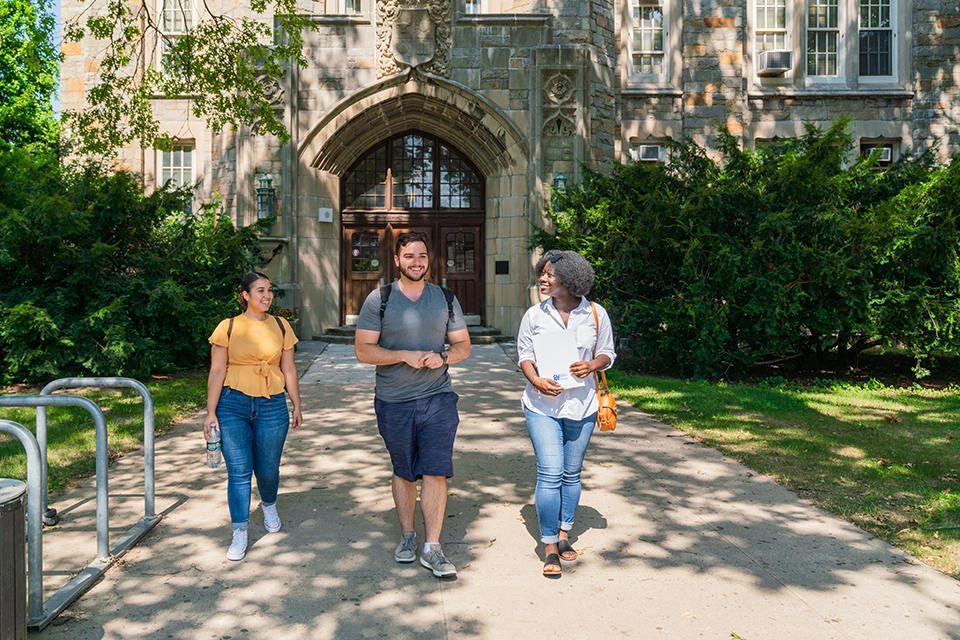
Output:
[60,0,960,340]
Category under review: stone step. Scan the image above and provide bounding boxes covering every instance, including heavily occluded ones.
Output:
[313,326,514,345]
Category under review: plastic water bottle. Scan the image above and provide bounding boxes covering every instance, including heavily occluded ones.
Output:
[206,425,222,469]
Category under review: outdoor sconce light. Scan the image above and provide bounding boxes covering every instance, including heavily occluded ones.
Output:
[553,172,567,192]
[256,173,276,219]
[552,173,567,212]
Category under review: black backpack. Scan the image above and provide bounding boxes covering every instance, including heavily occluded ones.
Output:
[379,283,456,322]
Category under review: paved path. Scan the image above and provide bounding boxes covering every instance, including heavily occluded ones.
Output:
[31,343,960,639]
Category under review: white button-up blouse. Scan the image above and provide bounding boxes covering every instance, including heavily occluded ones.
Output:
[517,296,617,420]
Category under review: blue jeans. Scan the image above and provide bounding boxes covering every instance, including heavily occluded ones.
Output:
[216,387,290,531]
[524,408,596,544]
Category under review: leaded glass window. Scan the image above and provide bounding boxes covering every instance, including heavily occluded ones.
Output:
[342,132,482,211]
[445,232,475,274]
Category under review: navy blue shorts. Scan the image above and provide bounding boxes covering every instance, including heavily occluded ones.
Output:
[374,391,460,482]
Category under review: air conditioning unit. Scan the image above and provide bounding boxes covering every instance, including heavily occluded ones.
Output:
[630,144,664,162]
[757,50,793,77]
[876,147,892,162]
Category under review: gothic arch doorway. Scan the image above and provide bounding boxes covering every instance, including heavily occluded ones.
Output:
[341,130,485,323]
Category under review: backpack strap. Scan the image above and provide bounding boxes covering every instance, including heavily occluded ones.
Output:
[379,284,392,321]
[379,283,456,322]
[442,287,455,321]
[227,315,286,341]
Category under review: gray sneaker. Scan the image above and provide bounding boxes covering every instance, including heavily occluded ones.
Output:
[395,531,417,563]
[420,545,456,577]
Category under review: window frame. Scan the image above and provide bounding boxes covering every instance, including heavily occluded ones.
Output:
[621,0,680,89]
[157,143,196,211]
[338,0,362,15]
[157,0,196,77]
[805,0,843,81]
[755,0,789,55]
[857,0,896,83]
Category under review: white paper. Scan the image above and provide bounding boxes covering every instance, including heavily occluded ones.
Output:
[532,329,584,389]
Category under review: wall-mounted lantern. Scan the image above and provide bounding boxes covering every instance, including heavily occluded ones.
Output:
[552,173,567,212]
[256,173,276,219]
[553,172,567,192]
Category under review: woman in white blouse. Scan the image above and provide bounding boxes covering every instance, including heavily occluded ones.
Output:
[517,250,616,576]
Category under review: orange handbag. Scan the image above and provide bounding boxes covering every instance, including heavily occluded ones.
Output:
[590,302,617,431]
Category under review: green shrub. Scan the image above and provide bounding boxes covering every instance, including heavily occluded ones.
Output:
[0,147,268,383]
[534,120,958,378]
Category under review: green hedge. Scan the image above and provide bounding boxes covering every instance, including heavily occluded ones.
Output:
[534,121,960,378]
[0,148,268,383]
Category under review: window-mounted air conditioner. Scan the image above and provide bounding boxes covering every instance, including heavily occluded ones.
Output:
[630,144,664,162]
[757,50,793,77]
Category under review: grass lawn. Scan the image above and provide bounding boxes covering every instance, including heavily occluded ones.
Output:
[608,370,960,578]
[0,371,208,494]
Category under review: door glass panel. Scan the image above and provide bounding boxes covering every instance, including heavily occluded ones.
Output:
[445,232,475,274]
[439,144,482,209]
[351,232,380,272]
[392,134,434,209]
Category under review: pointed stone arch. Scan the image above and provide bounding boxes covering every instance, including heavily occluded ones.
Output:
[298,74,528,178]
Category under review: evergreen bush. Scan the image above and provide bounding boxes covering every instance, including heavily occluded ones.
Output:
[0,148,269,383]
[534,120,959,378]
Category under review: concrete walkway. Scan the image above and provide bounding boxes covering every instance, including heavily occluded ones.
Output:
[31,343,960,639]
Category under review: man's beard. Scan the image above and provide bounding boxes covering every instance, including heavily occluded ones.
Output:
[400,264,427,282]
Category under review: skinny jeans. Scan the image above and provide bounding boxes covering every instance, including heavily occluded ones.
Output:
[216,387,290,531]
[524,407,596,544]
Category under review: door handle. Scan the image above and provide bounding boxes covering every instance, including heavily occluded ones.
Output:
[379,277,384,287]
[441,277,447,287]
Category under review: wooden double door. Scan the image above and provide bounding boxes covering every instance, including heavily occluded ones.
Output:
[342,218,484,322]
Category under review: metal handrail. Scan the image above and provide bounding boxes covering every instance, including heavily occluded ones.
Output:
[37,378,157,522]
[0,420,44,625]
[0,392,162,630]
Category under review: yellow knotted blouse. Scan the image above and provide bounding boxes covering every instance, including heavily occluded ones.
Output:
[208,314,298,398]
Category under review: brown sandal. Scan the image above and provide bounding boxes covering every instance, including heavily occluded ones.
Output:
[557,539,578,561]
[542,553,561,575]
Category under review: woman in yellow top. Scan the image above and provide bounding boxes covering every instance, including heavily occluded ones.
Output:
[204,272,302,561]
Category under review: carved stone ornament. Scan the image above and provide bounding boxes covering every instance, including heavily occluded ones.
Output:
[251,70,286,136]
[377,0,451,78]
[542,71,578,136]
[391,9,435,68]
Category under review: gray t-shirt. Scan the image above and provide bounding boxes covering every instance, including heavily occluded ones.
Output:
[356,282,467,402]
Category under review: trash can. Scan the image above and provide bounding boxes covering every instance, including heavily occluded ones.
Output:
[0,479,27,640]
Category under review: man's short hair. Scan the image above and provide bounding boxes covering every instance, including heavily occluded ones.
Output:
[395,232,430,256]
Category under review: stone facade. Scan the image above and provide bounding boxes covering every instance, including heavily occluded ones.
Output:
[59,0,960,339]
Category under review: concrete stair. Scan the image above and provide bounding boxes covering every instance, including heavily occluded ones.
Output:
[313,324,513,345]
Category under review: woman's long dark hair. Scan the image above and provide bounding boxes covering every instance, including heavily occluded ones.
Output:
[238,272,271,309]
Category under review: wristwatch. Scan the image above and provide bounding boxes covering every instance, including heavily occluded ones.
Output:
[439,350,448,364]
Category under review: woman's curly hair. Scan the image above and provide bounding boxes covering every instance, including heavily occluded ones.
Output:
[535,250,594,297]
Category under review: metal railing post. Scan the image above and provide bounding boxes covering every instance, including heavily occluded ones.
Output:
[37,378,156,520]
[0,420,45,625]
[1,396,109,562]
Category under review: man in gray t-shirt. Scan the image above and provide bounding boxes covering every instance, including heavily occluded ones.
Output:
[355,232,471,578]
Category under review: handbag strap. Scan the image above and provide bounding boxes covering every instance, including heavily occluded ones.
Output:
[590,302,609,392]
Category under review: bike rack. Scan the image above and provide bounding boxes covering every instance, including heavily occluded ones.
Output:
[37,378,157,525]
[0,392,162,631]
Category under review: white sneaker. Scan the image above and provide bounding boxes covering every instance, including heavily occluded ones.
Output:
[227,529,247,561]
[262,503,281,533]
